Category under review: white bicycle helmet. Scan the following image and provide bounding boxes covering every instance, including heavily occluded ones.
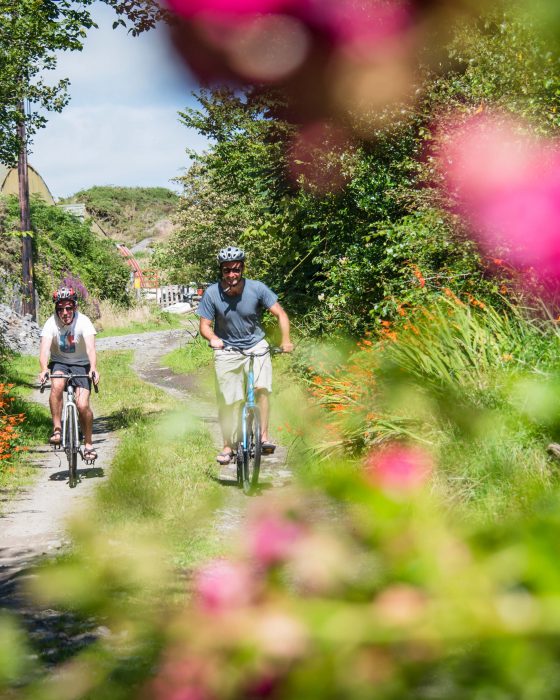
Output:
[53,286,78,304]
[217,246,245,265]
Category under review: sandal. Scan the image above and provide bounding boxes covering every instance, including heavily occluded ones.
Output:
[261,442,276,455]
[83,448,98,462]
[216,449,233,465]
[49,428,62,445]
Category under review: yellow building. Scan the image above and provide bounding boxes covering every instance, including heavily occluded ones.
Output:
[0,164,55,205]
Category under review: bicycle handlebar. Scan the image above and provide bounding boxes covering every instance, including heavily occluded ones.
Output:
[210,345,284,357]
[40,372,99,394]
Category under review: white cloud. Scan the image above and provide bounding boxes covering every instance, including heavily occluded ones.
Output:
[29,2,207,199]
[30,104,207,199]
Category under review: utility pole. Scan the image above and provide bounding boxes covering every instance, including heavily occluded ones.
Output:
[17,99,36,321]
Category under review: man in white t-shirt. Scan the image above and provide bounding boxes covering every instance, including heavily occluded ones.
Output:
[38,286,100,461]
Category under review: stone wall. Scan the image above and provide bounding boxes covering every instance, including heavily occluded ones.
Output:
[0,303,41,356]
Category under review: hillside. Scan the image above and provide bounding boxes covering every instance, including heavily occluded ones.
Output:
[62,185,178,246]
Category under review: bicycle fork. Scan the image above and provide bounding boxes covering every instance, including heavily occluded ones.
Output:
[61,393,79,451]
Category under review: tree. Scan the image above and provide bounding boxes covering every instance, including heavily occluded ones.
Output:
[0,0,165,316]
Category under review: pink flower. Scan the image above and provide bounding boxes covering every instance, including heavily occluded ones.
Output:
[165,0,296,17]
[149,654,214,700]
[165,0,413,93]
[249,515,303,566]
[288,122,352,193]
[193,559,254,612]
[365,444,433,493]
[439,113,560,279]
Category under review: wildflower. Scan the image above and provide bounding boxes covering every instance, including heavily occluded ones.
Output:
[364,444,433,494]
[193,559,254,613]
[411,265,425,288]
[248,514,304,566]
[439,112,560,281]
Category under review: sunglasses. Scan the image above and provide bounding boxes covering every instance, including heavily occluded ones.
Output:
[222,267,243,274]
[56,306,75,312]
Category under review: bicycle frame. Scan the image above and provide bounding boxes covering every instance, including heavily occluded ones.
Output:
[61,383,80,452]
[214,344,280,493]
[241,354,257,452]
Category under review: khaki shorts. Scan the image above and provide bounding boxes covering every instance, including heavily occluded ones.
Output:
[214,339,272,405]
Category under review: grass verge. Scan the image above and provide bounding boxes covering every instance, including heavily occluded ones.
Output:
[160,333,213,375]
[96,307,187,338]
[93,349,226,568]
[0,354,51,502]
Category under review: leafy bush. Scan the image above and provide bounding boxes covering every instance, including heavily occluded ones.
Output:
[0,195,131,311]
[64,185,178,245]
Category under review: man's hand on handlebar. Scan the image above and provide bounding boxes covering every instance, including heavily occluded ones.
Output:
[89,370,100,385]
[38,370,49,384]
[210,337,224,349]
[281,341,295,353]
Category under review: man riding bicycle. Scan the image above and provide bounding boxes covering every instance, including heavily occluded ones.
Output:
[197,247,294,465]
[38,286,100,462]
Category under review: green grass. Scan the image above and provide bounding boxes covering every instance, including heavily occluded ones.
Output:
[96,311,184,338]
[93,348,226,567]
[160,334,213,375]
[0,354,51,504]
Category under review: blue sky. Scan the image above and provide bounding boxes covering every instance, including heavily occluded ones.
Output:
[30,3,207,200]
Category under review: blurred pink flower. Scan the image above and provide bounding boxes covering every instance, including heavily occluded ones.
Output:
[194,559,254,612]
[150,654,214,700]
[249,515,303,566]
[165,0,296,17]
[165,0,413,100]
[365,444,432,493]
[439,113,560,278]
[288,122,353,193]
[166,0,410,43]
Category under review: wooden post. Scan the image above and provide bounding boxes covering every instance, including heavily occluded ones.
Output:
[17,99,36,321]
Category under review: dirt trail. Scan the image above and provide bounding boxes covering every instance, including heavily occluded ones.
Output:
[0,326,296,668]
[0,327,293,591]
[0,330,185,592]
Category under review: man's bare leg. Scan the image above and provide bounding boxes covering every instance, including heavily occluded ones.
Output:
[76,388,94,452]
[49,376,65,442]
[217,400,238,462]
[256,389,271,443]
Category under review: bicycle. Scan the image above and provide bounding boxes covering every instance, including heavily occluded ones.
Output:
[216,345,282,495]
[40,371,98,488]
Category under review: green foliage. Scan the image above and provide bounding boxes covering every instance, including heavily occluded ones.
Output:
[0,0,96,165]
[64,185,179,245]
[0,195,131,308]
[155,10,560,337]
[161,333,212,375]
[307,296,560,518]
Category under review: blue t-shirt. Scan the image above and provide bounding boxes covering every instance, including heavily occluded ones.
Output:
[197,279,278,349]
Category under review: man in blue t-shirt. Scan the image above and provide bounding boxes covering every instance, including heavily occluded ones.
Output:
[197,246,294,465]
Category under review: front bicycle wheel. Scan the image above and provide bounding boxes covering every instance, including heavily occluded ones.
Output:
[242,407,261,495]
[65,407,78,488]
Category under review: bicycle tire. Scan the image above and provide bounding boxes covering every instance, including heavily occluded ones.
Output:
[242,407,261,495]
[66,406,79,488]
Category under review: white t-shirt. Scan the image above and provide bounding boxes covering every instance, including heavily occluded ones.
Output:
[41,311,97,365]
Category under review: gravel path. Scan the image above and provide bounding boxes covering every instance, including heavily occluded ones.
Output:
[0,327,294,598]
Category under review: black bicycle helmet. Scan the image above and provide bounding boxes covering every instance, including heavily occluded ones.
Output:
[53,286,78,304]
[217,246,245,265]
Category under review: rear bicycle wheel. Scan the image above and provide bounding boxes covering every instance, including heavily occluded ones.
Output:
[242,407,261,495]
[65,407,78,488]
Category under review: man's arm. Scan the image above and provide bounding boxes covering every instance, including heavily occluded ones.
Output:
[38,336,52,382]
[268,302,294,352]
[84,335,99,384]
[199,317,224,349]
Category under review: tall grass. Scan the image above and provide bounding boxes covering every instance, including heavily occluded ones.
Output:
[308,298,560,518]
[95,300,184,336]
